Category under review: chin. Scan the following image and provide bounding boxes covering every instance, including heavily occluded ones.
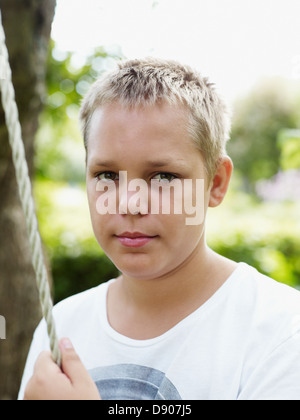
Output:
[113,253,164,280]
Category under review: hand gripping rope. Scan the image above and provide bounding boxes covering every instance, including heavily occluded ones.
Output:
[0,10,61,366]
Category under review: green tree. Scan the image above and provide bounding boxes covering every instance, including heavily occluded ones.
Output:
[277,129,300,170]
[227,78,300,192]
[35,41,123,183]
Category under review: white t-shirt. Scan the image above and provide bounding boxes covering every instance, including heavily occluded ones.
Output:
[18,263,300,400]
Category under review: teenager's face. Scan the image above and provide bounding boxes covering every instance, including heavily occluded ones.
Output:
[86,102,211,280]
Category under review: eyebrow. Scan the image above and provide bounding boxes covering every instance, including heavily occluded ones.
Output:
[89,160,116,168]
[145,160,182,168]
[89,159,187,168]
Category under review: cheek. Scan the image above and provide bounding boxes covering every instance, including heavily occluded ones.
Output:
[87,184,109,237]
[153,218,204,277]
[159,213,203,251]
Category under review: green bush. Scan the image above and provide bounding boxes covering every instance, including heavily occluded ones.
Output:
[210,234,300,288]
[52,252,119,304]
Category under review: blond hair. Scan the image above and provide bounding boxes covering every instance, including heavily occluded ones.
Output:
[79,57,231,182]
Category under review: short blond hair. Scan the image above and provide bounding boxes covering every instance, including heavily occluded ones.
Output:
[79,57,231,182]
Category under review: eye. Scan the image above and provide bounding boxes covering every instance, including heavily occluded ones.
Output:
[97,171,119,182]
[152,172,177,183]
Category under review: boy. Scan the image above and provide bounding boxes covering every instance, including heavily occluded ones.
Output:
[20,58,300,400]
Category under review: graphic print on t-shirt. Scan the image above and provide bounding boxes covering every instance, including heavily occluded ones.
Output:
[89,363,182,400]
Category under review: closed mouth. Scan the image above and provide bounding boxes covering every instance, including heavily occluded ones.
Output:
[115,232,158,248]
[116,232,157,239]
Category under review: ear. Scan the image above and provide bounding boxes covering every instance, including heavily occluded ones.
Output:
[208,156,233,208]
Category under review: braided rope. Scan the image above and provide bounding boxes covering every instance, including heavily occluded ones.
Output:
[0,10,61,366]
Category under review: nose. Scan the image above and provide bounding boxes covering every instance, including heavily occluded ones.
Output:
[118,172,149,215]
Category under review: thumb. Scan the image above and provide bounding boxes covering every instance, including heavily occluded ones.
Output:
[59,338,89,384]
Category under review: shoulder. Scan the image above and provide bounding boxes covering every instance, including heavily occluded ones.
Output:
[52,280,112,321]
[231,264,300,400]
[29,279,114,355]
[31,280,113,342]
[236,262,300,308]
[233,263,300,342]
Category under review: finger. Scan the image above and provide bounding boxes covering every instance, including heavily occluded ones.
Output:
[59,338,92,385]
[24,351,65,400]
[34,350,62,376]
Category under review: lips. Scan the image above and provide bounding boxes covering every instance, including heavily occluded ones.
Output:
[115,232,158,248]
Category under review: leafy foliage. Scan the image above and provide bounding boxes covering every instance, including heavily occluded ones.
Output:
[227,79,300,191]
[52,254,119,304]
[35,41,123,183]
[207,190,300,288]
[278,129,300,170]
[44,40,122,125]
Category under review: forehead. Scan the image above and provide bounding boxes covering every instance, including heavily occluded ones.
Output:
[87,102,200,165]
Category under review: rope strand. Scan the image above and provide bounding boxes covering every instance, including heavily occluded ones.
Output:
[0,10,61,366]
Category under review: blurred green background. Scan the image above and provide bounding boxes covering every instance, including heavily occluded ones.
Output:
[34,42,300,303]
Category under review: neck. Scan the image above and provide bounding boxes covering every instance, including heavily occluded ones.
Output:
[107,240,237,339]
[116,243,231,316]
